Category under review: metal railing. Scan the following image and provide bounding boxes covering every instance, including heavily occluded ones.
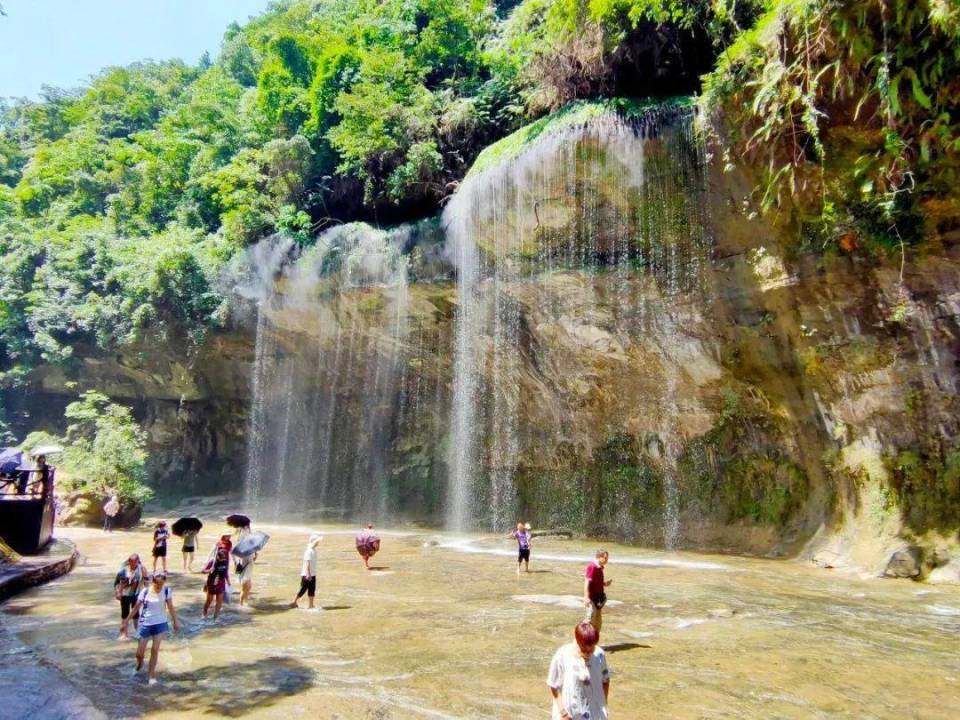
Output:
[0,468,54,499]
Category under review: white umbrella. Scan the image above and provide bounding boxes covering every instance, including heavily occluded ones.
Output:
[232,531,269,559]
[29,444,64,456]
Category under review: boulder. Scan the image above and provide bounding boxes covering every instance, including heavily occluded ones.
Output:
[57,491,142,528]
[927,562,960,585]
[883,546,923,578]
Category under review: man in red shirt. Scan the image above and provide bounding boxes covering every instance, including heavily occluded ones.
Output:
[583,549,612,632]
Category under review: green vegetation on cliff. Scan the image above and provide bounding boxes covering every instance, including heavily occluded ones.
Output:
[23,391,151,505]
[466,96,692,176]
[0,0,750,391]
[2,0,957,442]
[701,0,960,252]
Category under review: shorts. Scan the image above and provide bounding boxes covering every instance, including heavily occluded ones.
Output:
[238,563,254,585]
[138,622,169,638]
[518,547,531,562]
[584,602,603,632]
[206,576,226,595]
[297,576,316,599]
[182,545,195,553]
[153,546,167,558]
[120,595,137,620]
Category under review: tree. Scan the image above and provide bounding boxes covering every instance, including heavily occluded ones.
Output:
[60,391,151,504]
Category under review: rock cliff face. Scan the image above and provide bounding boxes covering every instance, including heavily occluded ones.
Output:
[19,102,960,568]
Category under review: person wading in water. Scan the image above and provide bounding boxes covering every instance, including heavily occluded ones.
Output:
[547,622,611,720]
[181,528,200,572]
[114,553,144,639]
[290,534,322,609]
[203,546,230,621]
[152,521,170,575]
[234,525,257,607]
[583,549,612,633]
[510,522,532,575]
[123,572,180,686]
[355,523,380,570]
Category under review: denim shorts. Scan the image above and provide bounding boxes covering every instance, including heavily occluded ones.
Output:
[139,622,169,638]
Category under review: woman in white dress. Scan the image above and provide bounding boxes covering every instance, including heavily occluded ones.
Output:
[547,622,610,720]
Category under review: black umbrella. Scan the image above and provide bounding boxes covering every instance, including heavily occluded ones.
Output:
[225,513,251,528]
[171,517,203,536]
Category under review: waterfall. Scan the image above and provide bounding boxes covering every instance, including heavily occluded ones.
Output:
[234,101,713,542]
[239,223,430,521]
[443,102,712,538]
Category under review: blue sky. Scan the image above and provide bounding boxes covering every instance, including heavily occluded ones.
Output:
[0,0,271,99]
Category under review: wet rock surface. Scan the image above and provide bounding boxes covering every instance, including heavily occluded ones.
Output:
[884,546,924,578]
[0,618,105,720]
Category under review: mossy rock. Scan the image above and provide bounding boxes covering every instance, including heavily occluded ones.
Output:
[467,97,695,178]
[58,491,142,528]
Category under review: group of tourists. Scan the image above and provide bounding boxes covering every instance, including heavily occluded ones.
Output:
[105,512,608,716]
[110,519,256,683]
[109,517,382,685]
[509,521,614,719]
[0,451,52,498]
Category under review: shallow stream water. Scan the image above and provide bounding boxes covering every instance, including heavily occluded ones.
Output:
[2,524,959,719]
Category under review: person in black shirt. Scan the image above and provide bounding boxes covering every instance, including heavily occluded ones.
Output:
[152,520,170,574]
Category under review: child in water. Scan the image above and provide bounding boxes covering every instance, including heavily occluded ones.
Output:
[510,522,532,575]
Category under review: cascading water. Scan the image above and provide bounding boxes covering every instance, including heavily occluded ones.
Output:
[239,222,448,521]
[443,101,712,538]
[235,101,713,543]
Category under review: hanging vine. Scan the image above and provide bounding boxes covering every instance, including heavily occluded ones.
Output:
[701,0,960,257]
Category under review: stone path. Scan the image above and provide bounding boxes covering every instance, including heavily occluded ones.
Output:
[0,617,106,720]
[0,538,104,719]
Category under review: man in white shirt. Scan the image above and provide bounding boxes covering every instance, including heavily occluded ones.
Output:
[290,534,322,609]
[103,494,119,532]
[547,622,611,720]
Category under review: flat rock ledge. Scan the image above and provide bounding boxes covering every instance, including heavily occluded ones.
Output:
[0,538,79,603]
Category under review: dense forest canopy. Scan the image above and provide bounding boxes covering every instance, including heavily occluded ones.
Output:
[0,0,957,414]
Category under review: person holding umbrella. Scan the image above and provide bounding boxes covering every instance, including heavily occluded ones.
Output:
[235,525,256,608]
[231,523,269,608]
[355,523,380,570]
[172,517,203,572]
[290,534,322,609]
